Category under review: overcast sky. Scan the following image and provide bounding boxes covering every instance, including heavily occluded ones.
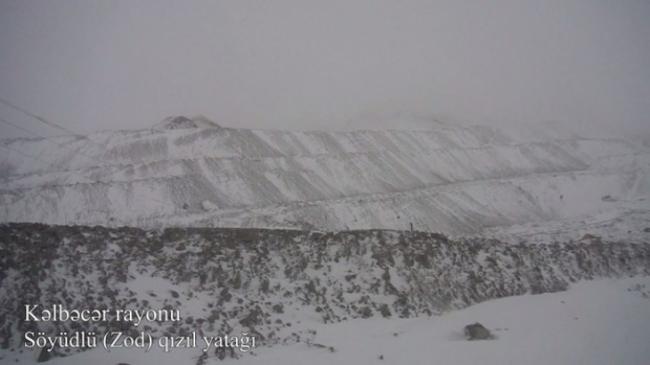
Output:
[0,0,649,138]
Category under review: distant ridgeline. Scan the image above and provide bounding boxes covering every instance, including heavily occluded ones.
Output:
[0,223,648,360]
[1,116,648,240]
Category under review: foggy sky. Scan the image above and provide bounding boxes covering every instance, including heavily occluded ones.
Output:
[1,0,649,138]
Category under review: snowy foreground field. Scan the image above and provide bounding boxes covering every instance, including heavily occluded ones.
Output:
[5,277,649,365]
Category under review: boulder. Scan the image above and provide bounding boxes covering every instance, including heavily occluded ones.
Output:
[464,322,492,340]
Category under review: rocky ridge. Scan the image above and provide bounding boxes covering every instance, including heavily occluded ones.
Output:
[1,223,648,361]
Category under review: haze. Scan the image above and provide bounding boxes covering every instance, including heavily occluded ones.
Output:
[1,0,649,138]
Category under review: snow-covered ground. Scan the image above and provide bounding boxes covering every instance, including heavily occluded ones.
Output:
[224,277,650,365]
[5,277,648,365]
[1,117,648,242]
[1,118,648,365]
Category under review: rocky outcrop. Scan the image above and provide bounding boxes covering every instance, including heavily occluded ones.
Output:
[0,223,648,360]
[464,322,493,340]
[152,115,221,130]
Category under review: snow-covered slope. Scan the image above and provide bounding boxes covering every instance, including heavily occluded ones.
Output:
[153,115,222,131]
[1,223,648,363]
[1,117,648,241]
[8,277,649,365]
[224,277,650,365]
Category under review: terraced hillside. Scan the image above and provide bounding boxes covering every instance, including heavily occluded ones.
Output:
[0,116,648,241]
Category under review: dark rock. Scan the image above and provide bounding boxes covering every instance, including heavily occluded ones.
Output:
[601,195,616,202]
[35,348,50,363]
[378,303,391,318]
[358,306,373,318]
[272,303,284,314]
[0,223,648,360]
[464,322,493,340]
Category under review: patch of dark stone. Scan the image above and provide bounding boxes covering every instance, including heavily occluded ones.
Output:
[464,322,494,340]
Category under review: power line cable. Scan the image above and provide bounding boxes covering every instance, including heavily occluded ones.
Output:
[0,97,80,137]
[0,143,50,164]
[0,100,178,212]
[0,116,40,137]
[0,117,107,166]
[0,134,174,211]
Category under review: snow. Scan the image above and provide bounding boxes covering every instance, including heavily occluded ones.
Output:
[5,277,648,365]
[152,116,221,131]
[1,123,648,243]
[201,200,218,211]
[0,123,648,365]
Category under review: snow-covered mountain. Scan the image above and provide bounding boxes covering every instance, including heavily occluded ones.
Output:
[1,116,648,242]
[1,118,649,364]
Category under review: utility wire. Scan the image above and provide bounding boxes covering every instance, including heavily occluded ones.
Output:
[0,116,40,137]
[0,101,176,211]
[0,117,106,166]
[0,128,173,209]
[0,143,50,164]
[0,97,80,137]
